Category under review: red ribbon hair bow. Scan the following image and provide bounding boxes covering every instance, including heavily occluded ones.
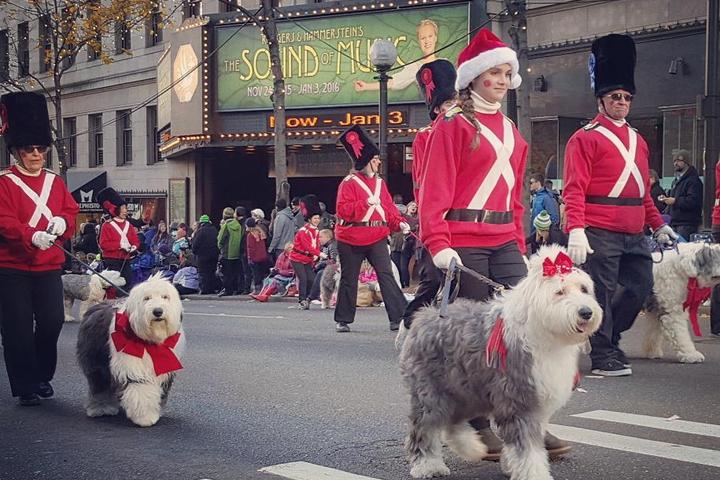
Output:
[542,251,574,277]
[346,131,364,159]
[421,68,436,103]
[111,310,183,376]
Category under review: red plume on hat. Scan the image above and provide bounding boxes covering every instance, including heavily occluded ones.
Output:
[455,29,521,91]
[97,187,126,217]
[338,125,380,171]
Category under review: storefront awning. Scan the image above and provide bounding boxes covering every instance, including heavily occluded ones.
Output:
[67,170,107,213]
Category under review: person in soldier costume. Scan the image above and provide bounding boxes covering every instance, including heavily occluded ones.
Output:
[0,92,79,406]
[97,187,141,291]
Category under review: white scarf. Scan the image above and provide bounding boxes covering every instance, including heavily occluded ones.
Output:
[14,162,43,177]
[471,90,502,114]
[603,114,627,127]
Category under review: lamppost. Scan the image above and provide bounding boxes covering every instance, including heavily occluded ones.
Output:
[370,39,398,179]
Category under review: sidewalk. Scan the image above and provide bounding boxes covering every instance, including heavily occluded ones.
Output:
[182,293,298,302]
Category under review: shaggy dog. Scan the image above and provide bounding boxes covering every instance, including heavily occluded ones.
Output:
[76,273,185,427]
[320,261,340,309]
[399,245,601,480]
[62,270,126,322]
[636,242,720,364]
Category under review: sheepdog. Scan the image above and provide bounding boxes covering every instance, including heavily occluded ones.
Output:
[76,273,185,427]
[636,242,720,364]
[320,261,341,309]
[399,245,601,480]
[62,270,126,322]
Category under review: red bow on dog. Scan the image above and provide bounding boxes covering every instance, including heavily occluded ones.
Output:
[111,311,183,376]
[485,317,508,372]
[542,252,574,277]
[683,278,710,337]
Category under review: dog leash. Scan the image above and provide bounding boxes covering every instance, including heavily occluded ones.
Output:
[437,258,506,318]
[647,236,679,264]
[50,241,130,296]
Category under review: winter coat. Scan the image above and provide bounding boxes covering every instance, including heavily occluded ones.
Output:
[173,266,200,290]
[74,223,99,254]
[667,166,703,227]
[247,230,269,264]
[192,222,220,260]
[650,182,666,214]
[217,218,244,260]
[272,252,294,277]
[293,210,305,230]
[269,207,295,252]
[152,231,171,253]
[530,187,560,234]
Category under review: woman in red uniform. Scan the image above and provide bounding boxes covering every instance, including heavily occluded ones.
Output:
[334,125,410,333]
[419,29,569,458]
[97,187,140,291]
[289,194,324,310]
[0,92,79,406]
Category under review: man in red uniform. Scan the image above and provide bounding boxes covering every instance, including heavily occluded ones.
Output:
[710,162,720,337]
[97,187,140,291]
[401,59,457,329]
[334,125,409,332]
[0,92,79,406]
[563,34,677,376]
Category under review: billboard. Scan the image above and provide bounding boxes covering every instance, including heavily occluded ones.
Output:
[216,5,469,111]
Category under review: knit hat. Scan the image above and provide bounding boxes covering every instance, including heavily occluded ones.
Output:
[0,92,53,149]
[455,29,521,91]
[299,194,322,221]
[416,59,457,120]
[673,149,691,163]
[222,207,234,219]
[251,208,265,219]
[589,34,636,97]
[533,210,552,232]
[199,214,210,223]
[339,125,380,170]
[246,217,257,228]
[97,187,126,217]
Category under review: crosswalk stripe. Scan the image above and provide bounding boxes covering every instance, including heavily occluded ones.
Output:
[184,312,285,319]
[548,424,720,468]
[259,462,382,480]
[572,410,720,438]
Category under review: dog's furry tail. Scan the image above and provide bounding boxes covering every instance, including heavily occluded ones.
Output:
[394,321,408,351]
[443,423,488,462]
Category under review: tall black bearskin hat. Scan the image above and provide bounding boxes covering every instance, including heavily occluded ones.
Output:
[97,187,127,217]
[589,34,636,97]
[299,194,322,221]
[339,125,380,171]
[416,59,457,120]
[0,92,53,150]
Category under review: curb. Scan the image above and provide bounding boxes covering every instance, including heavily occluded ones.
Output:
[182,293,299,303]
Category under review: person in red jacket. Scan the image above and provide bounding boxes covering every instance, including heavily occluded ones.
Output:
[0,92,79,406]
[710,161,720,337]
[334,125,410,333]
[563,34,678,377]
[419,28,570,459]
[97,187,141,291]
[289,195,324,310]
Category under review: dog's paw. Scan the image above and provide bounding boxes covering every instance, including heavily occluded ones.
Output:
[86,404,119,417]
[678,350,705,363]
[129,411,160,427]
[642,347,663,359]
[64,315,77,322]
[410,458,450,478]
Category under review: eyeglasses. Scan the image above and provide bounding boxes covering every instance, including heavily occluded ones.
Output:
[605,93,634,102]
[19,145,49,154]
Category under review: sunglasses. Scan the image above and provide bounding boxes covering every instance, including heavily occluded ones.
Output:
[19,145,49,154]
[605,93,634,102]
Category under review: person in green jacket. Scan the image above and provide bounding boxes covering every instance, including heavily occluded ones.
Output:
[217,207,245,296]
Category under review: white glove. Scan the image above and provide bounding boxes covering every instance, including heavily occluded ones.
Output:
[654,224,679,246]
[47,216,66,236]
[399,222,411,234]
[567,228,594,265]
[432,248,463,270]
[367,196,381,206]
[32,231,57,250]
[120,238,132,252]
[319,251,328,260]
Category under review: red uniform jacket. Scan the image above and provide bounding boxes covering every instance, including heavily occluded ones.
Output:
[0,166,78,271]
[419,109,528,256]
[335,172,403,246]
[99,219,141,260]
[713,161,720,227]
[289,224,320,265]
[563,114,664,234]
[412,126,432,202]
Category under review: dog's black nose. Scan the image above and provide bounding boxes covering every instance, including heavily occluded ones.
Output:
[578,306,593,320]
[152,307,164,318]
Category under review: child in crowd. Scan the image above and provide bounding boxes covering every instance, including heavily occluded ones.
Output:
[250,243,295,302]
[309,229,338,304]
[246,218,270,294]
[173,256,200,296]
[357,260,382,307]
[288,195,325,310]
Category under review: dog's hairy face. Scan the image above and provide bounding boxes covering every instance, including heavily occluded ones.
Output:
[125,273,183,344]
[527,246,602,345]
[692,244,720,287]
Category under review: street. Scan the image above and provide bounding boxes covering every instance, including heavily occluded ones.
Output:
[1,297,719,480]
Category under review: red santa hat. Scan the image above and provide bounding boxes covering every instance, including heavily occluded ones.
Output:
[455,29,522,91]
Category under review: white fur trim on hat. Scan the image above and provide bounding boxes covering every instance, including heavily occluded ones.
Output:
[455,46,522,91]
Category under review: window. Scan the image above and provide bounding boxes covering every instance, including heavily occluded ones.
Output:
[116,110,133,166]
[89,114,103,167]
[38,15,51,73]
[87,1,102,61]
[661,106,704,177]
[17,22,29,76]
[145,6,163,47]
[146,106,160,164]
[182,1,201,20]
[63,117,77,168]
[115,20,131,54]
[0,30,9,80]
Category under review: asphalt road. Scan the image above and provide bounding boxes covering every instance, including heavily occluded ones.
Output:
[1,297,719,480]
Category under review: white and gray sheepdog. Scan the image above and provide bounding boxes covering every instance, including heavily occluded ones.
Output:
[636,242,720,364]
[399,245,602,480]
[76,273,185,427]
[62,270,126,322]
[320,261,340,309]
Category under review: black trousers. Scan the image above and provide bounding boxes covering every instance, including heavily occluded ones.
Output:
[291,261,316,302]
[402,248,444,328]
[584,227,653,365]
[197,256,218,294]
[175,285,199,295]
[711,285,720,335]
[240,254,252,294]
[335,239,407,325]
[250,261,270,292]
[221,258,242,294]
[671,224,699,241]
[103,258,134,293]
[0,269,64,397]
[308,265,325,300]
[456,242,527,301]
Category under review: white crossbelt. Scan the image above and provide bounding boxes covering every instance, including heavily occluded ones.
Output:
[6,172,55,228]
[108,220,130,246]
[595,125,644,198]
[350,175,386,222]
[468,117,515,211]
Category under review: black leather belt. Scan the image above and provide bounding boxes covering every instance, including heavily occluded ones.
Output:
[586,196,642,206]
[337,219,388,227]
[292,248,313,258]
[445,208,513,224]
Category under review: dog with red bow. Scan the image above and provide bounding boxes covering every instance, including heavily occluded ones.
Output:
[399,245,601,480]
[76,273,185,427]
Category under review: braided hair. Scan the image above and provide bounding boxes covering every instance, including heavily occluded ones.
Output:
[458,87,482,149]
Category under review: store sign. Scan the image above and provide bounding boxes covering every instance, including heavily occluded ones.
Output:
[267,109,407,129]
[157,47,172,129]
[216,4,468,110]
